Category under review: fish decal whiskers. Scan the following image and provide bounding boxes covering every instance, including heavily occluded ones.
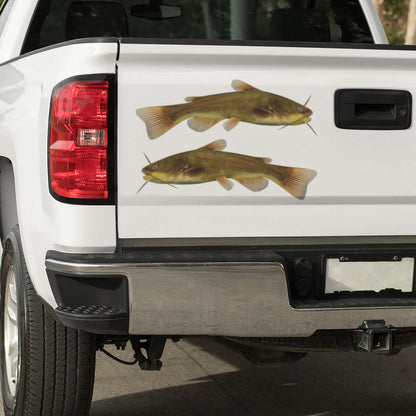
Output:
[139,140,317,200]
[137,80,314,140]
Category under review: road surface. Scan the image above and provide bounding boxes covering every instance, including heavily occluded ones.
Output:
[1,336,416,415]
[89,337,416,416]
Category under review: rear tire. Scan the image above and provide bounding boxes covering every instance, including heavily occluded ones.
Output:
[0,227,96,416]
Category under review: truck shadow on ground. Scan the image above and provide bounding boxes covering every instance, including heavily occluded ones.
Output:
[90,337,416,416]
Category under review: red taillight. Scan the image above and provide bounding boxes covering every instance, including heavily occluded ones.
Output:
[49,80,110,200]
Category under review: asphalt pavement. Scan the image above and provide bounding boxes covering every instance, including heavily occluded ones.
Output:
[90,337,416,416]
[2,336,416,415]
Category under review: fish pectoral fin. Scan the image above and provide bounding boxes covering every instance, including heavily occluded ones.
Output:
[235,177,269,192]
[184,167,206,177]
[217,177,233,191]
[231,79,256,91]
[187,116,222,132]
[201,139,227,151]
[252,108,274,118]
[223,117,240,131]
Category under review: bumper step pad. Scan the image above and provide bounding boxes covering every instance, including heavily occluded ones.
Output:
[56,305,128,334]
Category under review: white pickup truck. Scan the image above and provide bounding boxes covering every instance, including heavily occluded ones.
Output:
[1,0,415,414]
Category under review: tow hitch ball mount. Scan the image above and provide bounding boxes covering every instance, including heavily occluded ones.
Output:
[353,320,394,353]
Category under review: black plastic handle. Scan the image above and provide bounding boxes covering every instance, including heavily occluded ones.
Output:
[335,89,412,130]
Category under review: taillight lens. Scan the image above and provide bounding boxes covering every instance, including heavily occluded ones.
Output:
[49,80,109,200]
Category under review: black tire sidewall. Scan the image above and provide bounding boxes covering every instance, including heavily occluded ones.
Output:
[0,227,96,416]
[0,230,27,416]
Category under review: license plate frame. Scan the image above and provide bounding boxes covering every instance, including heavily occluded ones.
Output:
[323,254,415,295]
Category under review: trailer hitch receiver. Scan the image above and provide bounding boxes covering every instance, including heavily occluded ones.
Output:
[353,320,394,353]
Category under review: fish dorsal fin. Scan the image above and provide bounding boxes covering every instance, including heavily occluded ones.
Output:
[201,139,226,151]
[231,79,256,92]
[185,96,199,103]
[259,157,272,163]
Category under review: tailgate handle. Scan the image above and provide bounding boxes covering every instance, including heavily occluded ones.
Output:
[335,89,412,130]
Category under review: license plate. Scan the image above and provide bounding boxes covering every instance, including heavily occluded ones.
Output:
[325,257,414,294]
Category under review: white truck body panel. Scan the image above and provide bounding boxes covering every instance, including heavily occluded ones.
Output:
[0,42,118,306]
[117,43,416,239]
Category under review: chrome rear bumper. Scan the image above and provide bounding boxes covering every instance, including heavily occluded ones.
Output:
[45,253,416,337]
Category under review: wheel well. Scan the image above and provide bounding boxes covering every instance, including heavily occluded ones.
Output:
[0,157,18,244]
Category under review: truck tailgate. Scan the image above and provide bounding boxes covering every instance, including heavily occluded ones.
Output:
[117,42,416,239]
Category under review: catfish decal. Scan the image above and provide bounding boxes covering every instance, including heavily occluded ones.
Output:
[138,140,317,200]
[137,80,314,139]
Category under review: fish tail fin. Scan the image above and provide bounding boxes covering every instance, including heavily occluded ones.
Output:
[136,106,178,140]
[268,166,317,200]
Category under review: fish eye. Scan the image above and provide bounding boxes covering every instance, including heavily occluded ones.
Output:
[298,106,304,113]
[152,165,158,171]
